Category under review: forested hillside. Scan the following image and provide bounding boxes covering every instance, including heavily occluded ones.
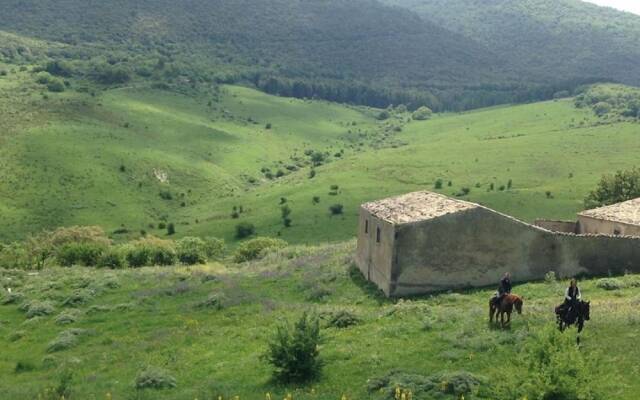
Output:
[0,0,624,111]
[384,0,640,87]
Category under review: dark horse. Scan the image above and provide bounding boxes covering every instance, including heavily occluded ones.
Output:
[556,300,590,333]
[489,294,523,327]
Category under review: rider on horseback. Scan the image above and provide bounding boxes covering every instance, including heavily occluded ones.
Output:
[564,278,581,308]
[493,272,512,307]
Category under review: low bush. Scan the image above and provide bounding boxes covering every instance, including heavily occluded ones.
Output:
[135,367,177,390]
[176,237,207,265]
[235,222,256,239]
[22,300,55,319]
[412,106,433,120]
[55,310,81,325]
[195,293,225,310]
[124,237,177,267]
[98,247,126,269]
[61,290,93,307]
[368,370,486,398]
[204,237,226,259]
[47,329,86,353]
[329,204,344,215]
[506,326,599,400]
[56,242,106,267]
[233,237,288,263]
[263,312,323,383]
[596,278,625,291]
[1,291,24,305]
[326,310,360,328]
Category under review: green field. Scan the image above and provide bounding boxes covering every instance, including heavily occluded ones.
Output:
[1,242,639,399]
[1,68,639,245]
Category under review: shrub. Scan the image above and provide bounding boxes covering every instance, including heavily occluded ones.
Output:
[47,77,66,92]
[509,326,598,400]
[124,244,151,268]
[312,196,320,204]
[584,167,640,209]
[329,204,344,215]
[434,179,443,189]
[135,367,177,390]
[376,110,390,120]
[125,237,177,267]
[22,300,55,318]
[35,72,53,84]
[61,290,93,307]
[47,329,86,353]
[55,310,81,325]
[56,242,105,267]
[596,278,625,291]
[544,271,557,283]
[233,237,288,263]
[412,106,433,120]
[263,312,323,383]
[593,101,612,116]
[326,310,360,328]
[176,237,207,265]
[1,291,24,305]
[204,237,226,259]
[235,222,256,239]
[167,223,176,236]
[98,247,126,269]
[14,360,36,373]
[368,370,486,398]
[195,293,225,310]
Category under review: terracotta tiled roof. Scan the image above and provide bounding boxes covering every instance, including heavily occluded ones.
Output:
[578,197,640,226]
[362,191,477,224]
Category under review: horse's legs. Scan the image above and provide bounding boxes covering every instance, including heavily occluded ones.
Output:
[489,303,494,323]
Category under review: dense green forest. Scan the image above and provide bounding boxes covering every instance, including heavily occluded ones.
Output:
[384,0,640,87]
[1,0,634,111]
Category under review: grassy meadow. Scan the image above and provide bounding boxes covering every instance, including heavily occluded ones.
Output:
[1,69,640,245]
[1,242,640,399]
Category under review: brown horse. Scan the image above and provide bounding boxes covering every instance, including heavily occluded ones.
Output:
[489,294,523,327]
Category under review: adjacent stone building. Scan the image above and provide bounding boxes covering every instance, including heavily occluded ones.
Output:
[356,191,640,297]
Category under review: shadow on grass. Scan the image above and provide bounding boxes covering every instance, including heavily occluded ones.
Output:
[347,263,390,306]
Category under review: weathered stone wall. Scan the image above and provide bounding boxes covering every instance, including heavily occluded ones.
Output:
[355,208,397,296]
[534,219,578,233]
[385,207,640,297]
[577,215,640,237]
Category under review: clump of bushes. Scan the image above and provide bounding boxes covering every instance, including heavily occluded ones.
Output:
[234,237,288,263]
[368,370,486,398]
[135,367,177,390]
[55,310,82,325]
[508,326,599,400]
[124,236,177,267]
[326,310,360,328]
[412,106,433,121]
[235,222,256,239]
[195,293,225,310]
[57,242,106,267]
[204,237,226,259]
[47,329,87,353]
[263,312,323,383]
[596,278,625,291]
[176,237,207,265]
[1,291,24,305]
[584,167,640,209]
[329,204,344,215]
[21,300,55,319]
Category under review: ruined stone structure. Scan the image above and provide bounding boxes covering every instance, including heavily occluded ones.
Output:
[356,191,640,297]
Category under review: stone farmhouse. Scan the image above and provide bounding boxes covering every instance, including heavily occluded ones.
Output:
[355,191,640,297]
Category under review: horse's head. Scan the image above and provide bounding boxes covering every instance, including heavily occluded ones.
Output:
[582,301,590,321]
[514,297,523,314]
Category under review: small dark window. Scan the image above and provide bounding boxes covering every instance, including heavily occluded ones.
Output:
[365,220,369,234]
[376,227,381,243]
[614,228,621,236]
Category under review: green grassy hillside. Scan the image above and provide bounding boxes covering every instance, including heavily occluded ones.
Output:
[2,67,639,244]
[1,242,639,399]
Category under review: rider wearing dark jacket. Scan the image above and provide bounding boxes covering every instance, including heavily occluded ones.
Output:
[564,279,581,307]
[499,273,512,296]
[493,272,512,305]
